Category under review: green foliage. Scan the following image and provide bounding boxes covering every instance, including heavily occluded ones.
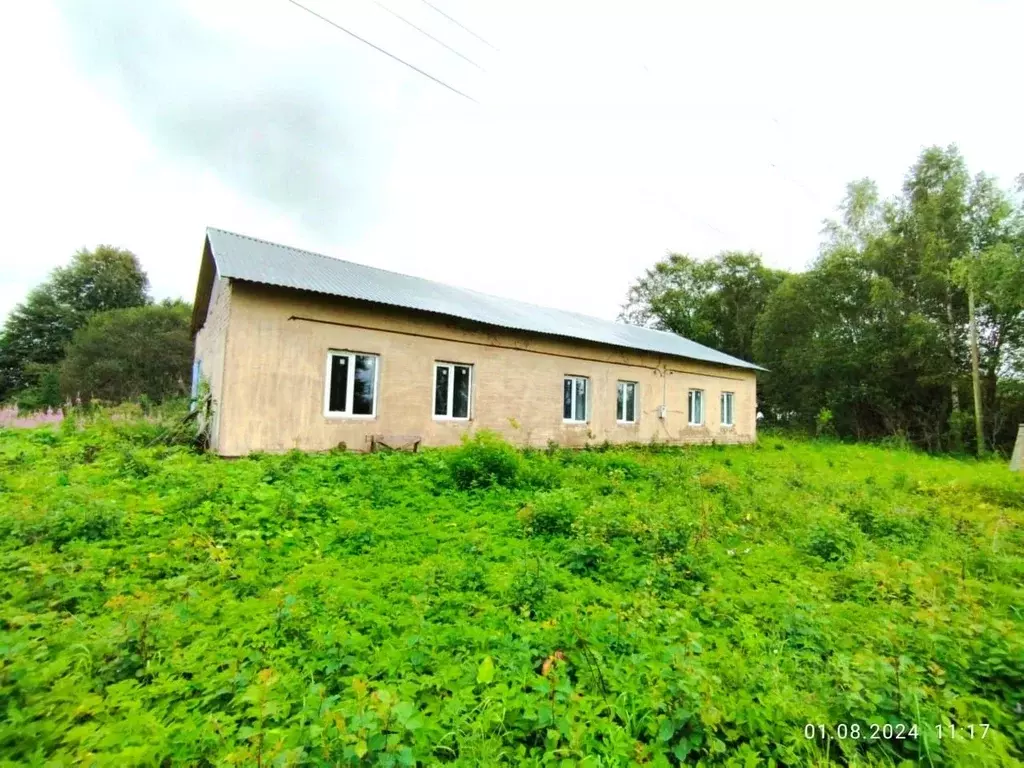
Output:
[447,429,523,489]
[14,364,62,412]
[620,250,786,364]
[517,488,581,536]
[815,407,836,437]
[0,245,150,402]
[620,146,1024,454]
[1,424,1022,765]
[58,300,193,404]
[805,519,860,563]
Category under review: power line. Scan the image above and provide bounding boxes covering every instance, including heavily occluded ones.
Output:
[418,0,498,51]
[769,162,826,206]
[285,0,477,103]
[764,113,836,208]
[369,0,484,70]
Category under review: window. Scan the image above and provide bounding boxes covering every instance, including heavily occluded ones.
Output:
[563,375,589,422]
[434,362,472,419]
[721,391,735,427]
[687,389,704,426]
[616,381,637,423]
[325,351,378,417]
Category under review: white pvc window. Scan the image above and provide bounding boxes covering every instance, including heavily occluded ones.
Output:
[563,375,589,422]
[616,381,637,423]
[434,362,472,420]
[325,351,379,418]
[721,391,735,427]
[688,389,704,426]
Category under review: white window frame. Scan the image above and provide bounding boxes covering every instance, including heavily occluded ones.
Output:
[324,350,380,419]
[616,380,638,424]
[563,375,589,423]
[688,388,705,426]
[721,391,735,427]
[432,362,473,421]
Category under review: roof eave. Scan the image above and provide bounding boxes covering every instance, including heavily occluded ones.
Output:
[228,276,766,373]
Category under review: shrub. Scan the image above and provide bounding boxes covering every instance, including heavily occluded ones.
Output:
[698,466,738,494]
[648,514,696,557]
[562,538,609,576]
[518,454,562,490]
[506,565,550,617]
[804,519,859,563]
[815,407,836,437]
[842,500,927,544]
[448,430,522,490]
[17,504,123,550]
[116,448,153,478]
[58,302,192,404]
[329,519,378,554]
[16,365,63,412]
[517,488,582,536]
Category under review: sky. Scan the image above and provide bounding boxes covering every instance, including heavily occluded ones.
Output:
[1,0,1022,323]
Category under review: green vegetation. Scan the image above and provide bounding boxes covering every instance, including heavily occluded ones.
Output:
[1,420,1022,766]
[622,146,1024,455]
[0,246,192,411]
[58,300,193,405]
[0,246,151,407]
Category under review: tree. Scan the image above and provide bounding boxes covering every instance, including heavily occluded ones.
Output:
[0,246,149,403]
[59,301,193,405]
[753,248,949,443]
[754,146,1023,452]
[0,289,79,397]
[620,251,787,363]
[633,145,1024,453]
[953,182,1024,450]
[49,246,150,314]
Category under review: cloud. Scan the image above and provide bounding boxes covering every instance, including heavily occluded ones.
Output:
[54,0,394,236]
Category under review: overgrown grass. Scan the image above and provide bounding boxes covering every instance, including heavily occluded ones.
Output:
[1,424,1022,766]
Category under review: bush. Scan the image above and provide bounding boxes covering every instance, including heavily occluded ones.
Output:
[59,301,192,404]
[562,538,609,576]
[506,564,550,617]
[15,365,62,412]
[448,430,522,490]
[698,466,739,494]
[842,500,927,544]
[815,407,836,437]
[518,455,563,489]
[805,519,859,563]
[517,488,582,536]
[16,504,123,550]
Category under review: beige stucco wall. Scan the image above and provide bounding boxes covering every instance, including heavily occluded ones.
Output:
[213,281,758,456]
[192,275,232,450]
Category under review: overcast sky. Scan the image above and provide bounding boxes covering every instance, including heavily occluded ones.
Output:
[2,0,1022,323]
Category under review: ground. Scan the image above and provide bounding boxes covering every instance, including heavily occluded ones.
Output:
[0,415,1022,766]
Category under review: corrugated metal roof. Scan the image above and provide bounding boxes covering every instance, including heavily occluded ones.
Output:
[205,227,765,372]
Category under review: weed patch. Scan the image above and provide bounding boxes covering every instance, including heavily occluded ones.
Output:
[0,426,1021,764]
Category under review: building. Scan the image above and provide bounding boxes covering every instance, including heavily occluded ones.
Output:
[191,228,765,456]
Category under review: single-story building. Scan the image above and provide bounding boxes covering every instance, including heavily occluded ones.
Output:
[191,228,765,456]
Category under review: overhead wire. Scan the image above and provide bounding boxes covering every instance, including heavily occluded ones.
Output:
[367,0,484,70]
[418,0,499,50]
[284,0,478,102]
[765,114,835,208]
[636,57,836,247]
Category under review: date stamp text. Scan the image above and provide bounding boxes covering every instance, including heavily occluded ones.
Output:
[804,723,991,741]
